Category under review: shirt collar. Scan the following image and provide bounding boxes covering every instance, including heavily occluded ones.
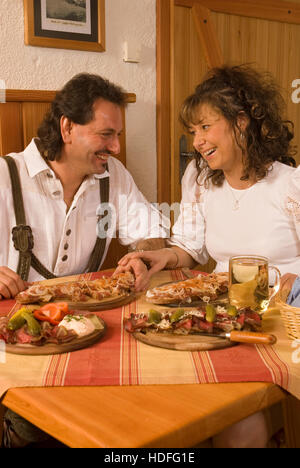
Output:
[23,138,55,178]
[23,138,111,181]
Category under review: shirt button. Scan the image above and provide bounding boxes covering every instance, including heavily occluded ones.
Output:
[47,173,53,178]
[64,243,69,250]
[62,255,68,262]
[53,191,61,196]
[66,229,71,236]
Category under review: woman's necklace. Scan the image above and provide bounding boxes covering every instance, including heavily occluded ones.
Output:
[226,180,252,211]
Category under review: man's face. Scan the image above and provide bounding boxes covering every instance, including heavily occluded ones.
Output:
[63,98,123,176]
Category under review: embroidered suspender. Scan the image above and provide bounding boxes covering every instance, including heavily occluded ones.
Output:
[4,156,109,281]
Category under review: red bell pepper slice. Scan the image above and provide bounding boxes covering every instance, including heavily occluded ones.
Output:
[33,302,70,325]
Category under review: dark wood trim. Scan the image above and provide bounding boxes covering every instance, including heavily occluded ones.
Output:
[156,0,172,204]
[6,89,136,103]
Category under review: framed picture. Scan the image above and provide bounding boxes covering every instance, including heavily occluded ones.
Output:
[24,0,105,52]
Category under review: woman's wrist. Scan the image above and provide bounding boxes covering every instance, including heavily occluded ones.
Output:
[164,247,179,269]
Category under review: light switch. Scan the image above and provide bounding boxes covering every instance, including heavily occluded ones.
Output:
[123,41,140,63]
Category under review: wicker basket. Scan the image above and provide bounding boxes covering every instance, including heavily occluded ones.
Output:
[275,288,300,340]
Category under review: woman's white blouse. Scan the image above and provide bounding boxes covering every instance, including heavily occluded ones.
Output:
[169,160,300,276]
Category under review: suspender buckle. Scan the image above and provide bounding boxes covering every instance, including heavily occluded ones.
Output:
[12,225,34,253]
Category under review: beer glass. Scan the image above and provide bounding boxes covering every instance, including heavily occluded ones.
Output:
[229,255,281,313]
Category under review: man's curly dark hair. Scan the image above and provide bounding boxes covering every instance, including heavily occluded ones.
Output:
[37,73,126,161]
[179,64,297,186]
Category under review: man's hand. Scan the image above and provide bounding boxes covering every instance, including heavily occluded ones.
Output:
[115,249,175,292]
[114,258,151,292]
[0,267,28,300]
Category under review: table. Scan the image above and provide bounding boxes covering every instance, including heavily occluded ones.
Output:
[2,383,286,448]
[1,270,300,448]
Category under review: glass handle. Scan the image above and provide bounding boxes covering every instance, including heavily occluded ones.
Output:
[268,266,281,304]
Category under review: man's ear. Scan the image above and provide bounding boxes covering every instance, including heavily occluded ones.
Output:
[60,116,73,143]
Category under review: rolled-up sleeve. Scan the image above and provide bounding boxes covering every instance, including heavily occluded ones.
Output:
[112,161,170,246]
[168,161,209,265]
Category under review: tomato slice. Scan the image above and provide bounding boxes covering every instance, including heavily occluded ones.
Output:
[53,302,69,313]
[34,302,69,325]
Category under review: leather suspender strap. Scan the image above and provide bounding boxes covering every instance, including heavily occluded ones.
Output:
[4,156,109,280]
[85,176,109,273]
[4,156,37,281]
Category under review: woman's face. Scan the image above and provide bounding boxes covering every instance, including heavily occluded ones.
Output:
[189,103,245,176]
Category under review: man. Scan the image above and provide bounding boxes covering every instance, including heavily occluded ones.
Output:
[0,73,168,448]
[0,73,168,300]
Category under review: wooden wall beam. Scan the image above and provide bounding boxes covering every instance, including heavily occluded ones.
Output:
[192,4,223,68]
[175,0,300,26]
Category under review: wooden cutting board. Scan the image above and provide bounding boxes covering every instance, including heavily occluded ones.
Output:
[20,274,135,311]
[133,331,237,351]
[55,293,135,311]
[5,317,107,356]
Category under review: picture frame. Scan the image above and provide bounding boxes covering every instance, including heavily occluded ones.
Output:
[23,0,105,52]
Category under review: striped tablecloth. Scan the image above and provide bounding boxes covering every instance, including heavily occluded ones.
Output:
[0,270,299,400]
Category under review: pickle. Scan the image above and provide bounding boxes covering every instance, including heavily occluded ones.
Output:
[7,314,26,331]
[148,309,162,323]
[227,305,238,317]
[21,311,41,336]
[7,306,32,331]
[170,308,185,323]
[205,304,216,323]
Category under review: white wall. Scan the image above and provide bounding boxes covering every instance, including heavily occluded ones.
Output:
[0,0,157,202]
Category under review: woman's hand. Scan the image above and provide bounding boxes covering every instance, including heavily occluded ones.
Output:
[114,258,150,292]
[114,248,176,292]
[280,273,298,291]
[0,267,28,300]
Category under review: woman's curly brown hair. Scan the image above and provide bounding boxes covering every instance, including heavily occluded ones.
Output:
[179,64,297,186]
[37,73,126,161]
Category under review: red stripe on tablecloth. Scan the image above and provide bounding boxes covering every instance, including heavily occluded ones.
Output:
[207,344,275,383]
[62,307,123,386]
[43,354,70,386]
[121,300,141,385]
[256,345,290,390]
[191,351,218,383]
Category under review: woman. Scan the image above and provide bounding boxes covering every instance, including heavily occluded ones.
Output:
[116,65,300,448]
[117,64,300,292]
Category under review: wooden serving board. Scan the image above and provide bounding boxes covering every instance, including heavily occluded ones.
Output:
[133,331,237,351]
[19,274,135,311]
[5,318,106,356]
[53,293,135,311]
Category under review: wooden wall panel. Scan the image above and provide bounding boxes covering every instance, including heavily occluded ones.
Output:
[0,103,23,155]
[21,102,51,148]
[173,6,209,203]
[211,11,300,164]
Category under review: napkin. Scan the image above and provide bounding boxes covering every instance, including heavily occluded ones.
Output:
[287,276,300,307]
